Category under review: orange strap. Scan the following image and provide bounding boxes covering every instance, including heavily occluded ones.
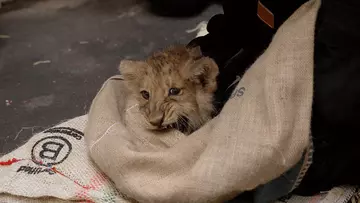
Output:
[257,1,275,28]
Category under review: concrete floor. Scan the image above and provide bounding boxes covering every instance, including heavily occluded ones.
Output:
[0,0,221,155]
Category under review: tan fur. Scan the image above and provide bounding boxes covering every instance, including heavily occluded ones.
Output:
[119,45,219,134]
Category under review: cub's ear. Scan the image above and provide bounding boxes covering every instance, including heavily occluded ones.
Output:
[188,46,202,60]
[118,60,146,82]
[185,57,219,93]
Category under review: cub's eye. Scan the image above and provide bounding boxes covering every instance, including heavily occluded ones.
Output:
[140,90,150,100]
[169,88,181,96]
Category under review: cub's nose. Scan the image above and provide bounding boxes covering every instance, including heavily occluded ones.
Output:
[149,114,164,127]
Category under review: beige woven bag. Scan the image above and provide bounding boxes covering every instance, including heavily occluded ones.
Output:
[85,0,320,202]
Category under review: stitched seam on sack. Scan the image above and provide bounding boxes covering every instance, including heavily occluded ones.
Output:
[89,129,138,198]
[90,122,118,151]
[89,103,140,151]
[124,124,166,151]
[291,136,314,191]
[336,187,357,203]
[87,121,138,196]
[289,0,320,191]
[90,95,138,151]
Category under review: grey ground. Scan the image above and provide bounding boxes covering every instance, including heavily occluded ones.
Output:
[0,0,221,155]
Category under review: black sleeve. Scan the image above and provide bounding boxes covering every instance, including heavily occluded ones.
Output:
[294,0,360,195]
[188,0,306,111]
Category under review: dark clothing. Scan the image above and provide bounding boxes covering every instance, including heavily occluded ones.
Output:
[188,0,306,117]
[295,0,360,195]
[189,0,360,198]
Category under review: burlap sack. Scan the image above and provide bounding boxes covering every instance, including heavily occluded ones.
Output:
[85,0,320,202]
[0,2,357,202]
[0,116,355,203]
[275,187,357,203]
[0,116,129,203]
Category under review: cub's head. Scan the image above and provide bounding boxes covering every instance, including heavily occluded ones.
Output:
[119,46,219,134]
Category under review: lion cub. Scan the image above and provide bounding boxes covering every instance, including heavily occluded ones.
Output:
[120,45,219,134]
